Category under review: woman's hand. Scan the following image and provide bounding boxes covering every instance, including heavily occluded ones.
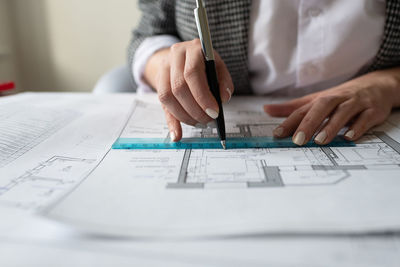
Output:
[264,68,400,146]
[144,39,234,142]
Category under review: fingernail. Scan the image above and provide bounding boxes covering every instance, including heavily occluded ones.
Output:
[205,108,219,119]
[273,127,284,137]
[293,131,306,146]
[345,130,355,139]
[170,131,177,142]
[195,123,207,129]
[226,88,232,102]
[314,131,327,144]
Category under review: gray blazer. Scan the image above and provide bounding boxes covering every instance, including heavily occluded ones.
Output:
[128,0,400,94]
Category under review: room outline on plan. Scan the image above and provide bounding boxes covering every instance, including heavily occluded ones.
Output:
[114,100,400,190]
[0,156,96,210]
[166,129,400,189]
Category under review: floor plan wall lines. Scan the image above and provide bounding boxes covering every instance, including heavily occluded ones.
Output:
[0,156,96,210]
[111,100,400,190]
[43,95,400,237]
[166,131,400,189]
[0,93,136,212]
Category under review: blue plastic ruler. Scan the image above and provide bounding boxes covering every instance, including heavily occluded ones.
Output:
[112,136,354,150]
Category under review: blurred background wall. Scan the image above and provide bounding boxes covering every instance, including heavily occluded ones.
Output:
[0,0,140,92]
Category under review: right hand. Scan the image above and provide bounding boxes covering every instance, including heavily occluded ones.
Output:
[144,39,234,142]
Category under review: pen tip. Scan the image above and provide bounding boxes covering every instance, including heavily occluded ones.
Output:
[221,140,226,150]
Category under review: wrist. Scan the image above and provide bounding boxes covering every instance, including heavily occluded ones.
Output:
[367,68,400,108]
[389,69,400,108]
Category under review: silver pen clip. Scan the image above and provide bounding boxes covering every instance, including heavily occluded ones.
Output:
[194,0,215,61]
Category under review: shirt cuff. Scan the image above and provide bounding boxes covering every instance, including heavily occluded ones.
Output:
[133,35,181,94]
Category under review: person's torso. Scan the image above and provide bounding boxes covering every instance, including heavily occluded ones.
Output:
[248,0,385,96]
[173,0,392,95]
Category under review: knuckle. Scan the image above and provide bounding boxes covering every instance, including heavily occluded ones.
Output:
[350,91,362,101]
[170,43,182,53]
[338,100,355,109]
[302,116,314,125]
[364,109,375,116]
[294,107,308,118]
[171,78,187,96]
[192,38,201,46]
[338,100,355,110]
[361,98,374,107]
[317,95,337,105]
[196,92,212,106]
[158,90,173,104]
[183,65,200,81]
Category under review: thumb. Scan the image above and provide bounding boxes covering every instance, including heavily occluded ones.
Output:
[264,95,313,117]
[215,51,234,103]
[162,105,182,142]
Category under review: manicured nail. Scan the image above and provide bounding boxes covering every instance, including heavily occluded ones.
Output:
[195,123,207,129]
[314,131,327,144]
[205,108,219,119]
[293,131,306,146]
[345,130,355,139]
[226,88,232,102]
[170,131,177,142]
[273,127,284,137]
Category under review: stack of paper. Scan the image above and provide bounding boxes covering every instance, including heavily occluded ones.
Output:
[1,93,400,266]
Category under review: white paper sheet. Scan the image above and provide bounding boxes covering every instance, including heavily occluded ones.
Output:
[0,93,133,211]
[1,205,400,267]
[46,95,400,237]
[2,93,400,266]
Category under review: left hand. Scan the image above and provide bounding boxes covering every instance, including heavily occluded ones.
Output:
[264,69,400,146]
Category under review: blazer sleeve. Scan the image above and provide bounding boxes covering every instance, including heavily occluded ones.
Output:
[127,0,179,88]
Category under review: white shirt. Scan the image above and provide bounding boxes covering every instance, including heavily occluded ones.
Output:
[133,0,386,96]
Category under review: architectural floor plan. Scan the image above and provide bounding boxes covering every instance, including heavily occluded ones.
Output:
[0,93,133,212]
[169,131,400,189]
[0,156,96,210]
[2,93,400,267]
[118,100,400,189]
[47,97,400,237]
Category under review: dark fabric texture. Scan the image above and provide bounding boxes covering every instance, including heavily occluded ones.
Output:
[128,0,400,94]
[368,0,400,72]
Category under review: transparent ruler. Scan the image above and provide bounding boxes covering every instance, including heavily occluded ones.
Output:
[112,136,354,150]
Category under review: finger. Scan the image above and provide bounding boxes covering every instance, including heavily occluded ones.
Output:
[170,45,211,125]
[344,109,386,141]
[156,64,198,126]
[314,100,364,145]
[292,96,347,146]
[273,103,312,138]
[184,42,220,120]
[162,105,182,142]
[264,94,315,117]
[215,51,234,103]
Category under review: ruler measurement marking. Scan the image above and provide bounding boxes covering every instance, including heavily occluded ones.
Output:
[112,136,354,150]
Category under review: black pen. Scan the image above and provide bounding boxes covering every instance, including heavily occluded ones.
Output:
[194,0,227,149]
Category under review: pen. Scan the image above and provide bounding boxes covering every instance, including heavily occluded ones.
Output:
[194,0,227,150]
